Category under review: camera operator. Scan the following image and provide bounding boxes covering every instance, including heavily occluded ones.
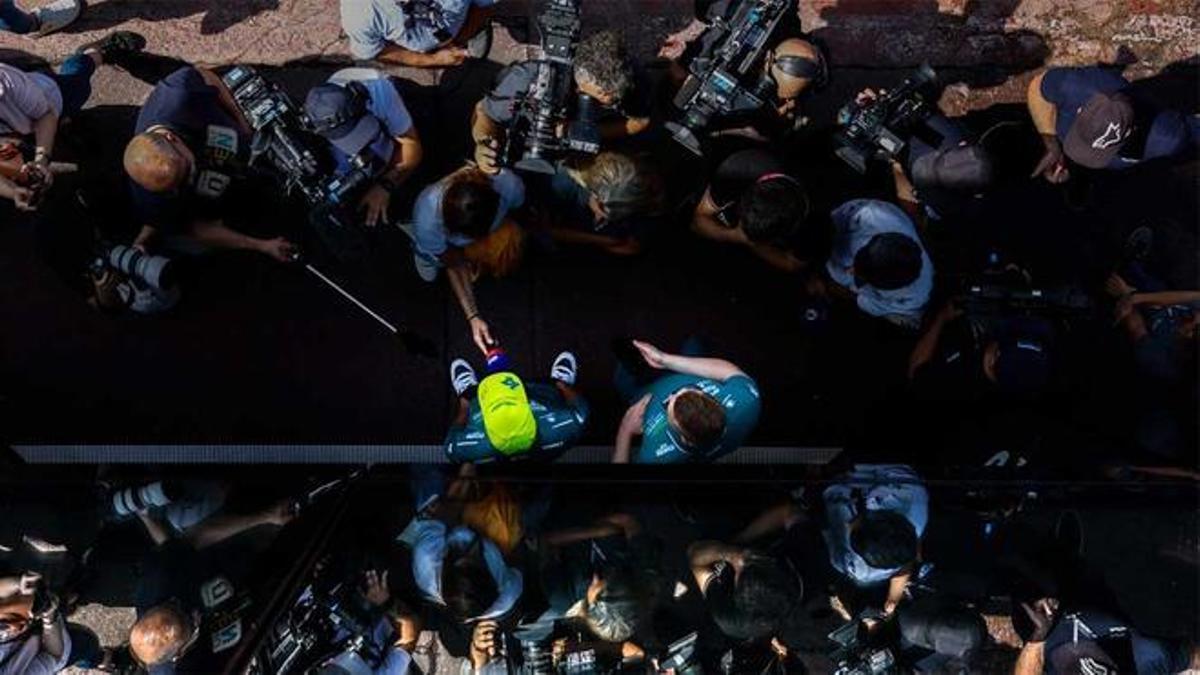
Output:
[529,151,665,256]
[127,498,294,672]
[691,144,815,273]
[0,31,145,212]
[471,30,652,174]
[686,540,802,650]
[611,338,761,464]
[0,571,103,673]
[407,164,526,354]
[445,350,588,464]
[123,66,298,263]
[303,68,424,229]
[310,570,415,674]
[908,300,1055,401]
[1026,65,1198,184]
[341,0,496,68]
[817,198,934,328]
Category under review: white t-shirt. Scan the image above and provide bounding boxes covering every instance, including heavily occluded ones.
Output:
[0,64,63,136]
[411,168,525,261]
[340,0,498,59]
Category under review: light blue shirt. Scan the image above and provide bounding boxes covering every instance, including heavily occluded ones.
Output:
[821,464,929,587]
[409,520,523,621]
[341,0,498,58]
[826,199,934,323]
[411,168,525,261]
[327,68,414,175]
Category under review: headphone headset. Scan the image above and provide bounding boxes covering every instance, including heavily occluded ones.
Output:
[306,80,370,135]
[769,36,831,91]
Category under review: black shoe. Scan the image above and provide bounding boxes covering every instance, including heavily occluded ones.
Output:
[1123,225,1154,264]
[76,30,147,65]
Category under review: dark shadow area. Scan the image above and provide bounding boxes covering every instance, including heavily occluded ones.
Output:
[0,47,49,72]
[1126,55,1200,114]
[62,0,281,36]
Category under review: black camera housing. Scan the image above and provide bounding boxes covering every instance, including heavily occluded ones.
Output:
[834,65,940,174]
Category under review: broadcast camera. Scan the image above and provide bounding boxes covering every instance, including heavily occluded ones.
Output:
[258,576,385,674]
[827,611,898,675]
[497,0,601,174]
[498,619,637,674]
[959,252,1094,320]
[667,0,797,156]
[834,65,940,174]
[221,67,378,230]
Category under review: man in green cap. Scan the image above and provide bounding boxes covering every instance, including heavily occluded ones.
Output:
[444,351,589,463]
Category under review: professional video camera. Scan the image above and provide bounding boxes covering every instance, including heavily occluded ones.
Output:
[88,243,181,314]
[827,611,898,675]
[958,252,1094,320]
[221,67,378,231]
[497,0,601,174]
[498,619,639,674]
[667,0,797,156]
[259,576,385,674]
[834,65,940,174]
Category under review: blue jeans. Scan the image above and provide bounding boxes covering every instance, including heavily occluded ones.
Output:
[50,53,97,118]
[0,0,36,34]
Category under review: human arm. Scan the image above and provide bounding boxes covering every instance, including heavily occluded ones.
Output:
[470,620,501,671]
[1026,71,1069,183]
[907,301,961,379]
[187,219,297,262]
[195,67,252,136]
[445,257,494,354]
[360,128,423,228]
[1129,290,1200,307]
[184,500,293,550]
[28,109,60,188]
[37,613,67,662]
[612,394,650,463]
[633,340,744,381]
[734,501,801,544]
[544,225,641,255]
[374,43,469,68]
[1013,641,1045,675]
[471,101,506,175]
[0,174,35,210]
[687,540,746,593]
[599,115,651,141]
[883,567,913,616]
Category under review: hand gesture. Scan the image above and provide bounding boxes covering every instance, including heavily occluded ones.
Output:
[470,620,500,669]
[23,161,53,191]
[1032,137,1070,184]
[358,184,392,228]
[433,46,469,67]
[474,137,502,175]
[363,569,390,607]
[632,340,668,369]
[11,186,36,211]
[658,35,688,60]
[470,316,495,355]
[262,499,296,527]
[1020,598,1059,643]
[258,237,299,263]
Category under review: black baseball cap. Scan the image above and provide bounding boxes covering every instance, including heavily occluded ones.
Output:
[303,83,381,156]
[1063,91,1135,169]
[1049,639,1122,675]
[911,143,994,192]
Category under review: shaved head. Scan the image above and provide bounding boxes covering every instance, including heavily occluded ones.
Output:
[772,38,822,100]
[129,605,190,666]
[124,132,190,193]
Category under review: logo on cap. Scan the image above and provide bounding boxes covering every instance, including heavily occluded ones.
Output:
[1092,122,1126,150]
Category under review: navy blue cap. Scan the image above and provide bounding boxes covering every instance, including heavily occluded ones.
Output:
[304,83,381,156]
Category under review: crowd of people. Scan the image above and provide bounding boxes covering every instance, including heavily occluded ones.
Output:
[1,0,1198,672]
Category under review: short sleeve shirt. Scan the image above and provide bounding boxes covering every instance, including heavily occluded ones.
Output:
[130,67,250,232]
[445,381,590,462]
[341,0,498,58]
[0,64,62,136]
[326,68,414,174]
[411,168,525,259]
[821,464,929,587]
[1040,67,1197,169]
[827,199,934,322]
[635,373,761,463]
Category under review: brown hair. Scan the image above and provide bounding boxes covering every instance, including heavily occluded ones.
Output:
[673,390,726,448]
[443,168,500,239]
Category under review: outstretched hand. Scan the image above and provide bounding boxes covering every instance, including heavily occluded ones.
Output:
[632,340,668,369]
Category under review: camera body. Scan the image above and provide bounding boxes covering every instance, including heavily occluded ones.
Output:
[667,0,796,156]
[89,244,182,314]
[222,67,378,221]
[259,580,382,674]
[499,620,633,675]
[834,65,940,174]
[828,613,898,675]
[497,0,600,174]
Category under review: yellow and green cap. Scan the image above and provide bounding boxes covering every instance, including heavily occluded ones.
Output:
[478,371,537,455]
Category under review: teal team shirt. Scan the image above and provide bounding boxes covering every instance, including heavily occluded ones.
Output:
[636,373,762,463]
[445,382,589,462]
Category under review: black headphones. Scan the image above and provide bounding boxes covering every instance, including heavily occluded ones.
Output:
[306,80,370,135]
[769,37,831,91]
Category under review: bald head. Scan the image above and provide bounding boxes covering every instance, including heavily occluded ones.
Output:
[124,132,190,193]
[130,605,190,666]
[771,38,822,100]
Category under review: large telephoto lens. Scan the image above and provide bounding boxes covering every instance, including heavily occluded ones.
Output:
[110,481,174,518]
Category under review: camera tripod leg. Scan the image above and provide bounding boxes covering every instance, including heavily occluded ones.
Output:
[303,263,400,335]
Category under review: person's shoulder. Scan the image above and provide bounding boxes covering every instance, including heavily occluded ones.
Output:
[339,0,381,27]
[159,66,212,92]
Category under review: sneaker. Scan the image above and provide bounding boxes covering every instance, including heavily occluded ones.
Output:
[413,252,439,282]
[449,358,478,396]
[75,30,146,64]
[1123,225,1154,263]
[31,0,83,37]
[550,351,577,385]
[465,20,493,60]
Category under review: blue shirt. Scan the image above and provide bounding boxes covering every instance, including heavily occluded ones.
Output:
[635,373,761,463]
[341,0,498,58]
[1041,66,1197,169]
[411,168,525,261]
[326,68,414,175]
[445,381,589,462]
[408,520,523,621]
[827,199,934,323]
[821,464,929,587]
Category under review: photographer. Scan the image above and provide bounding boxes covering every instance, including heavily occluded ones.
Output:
[445,350,589,464]
[530,151,664,256]
[1,31,145,211]
[908,300,1054,400]
[691,145,814,272]
[127,499,294,672]
[1026,66,1198,184]
[0,571,102,673]
[123,66,298,263]
[612,339,761,464]
[304,68,424,229]
[407,164,526,354]
[820,198,934,328]
[341,0,495,68]
[471,30,652,174]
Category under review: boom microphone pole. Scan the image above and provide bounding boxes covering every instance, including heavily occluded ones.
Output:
[301,262,438,357]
